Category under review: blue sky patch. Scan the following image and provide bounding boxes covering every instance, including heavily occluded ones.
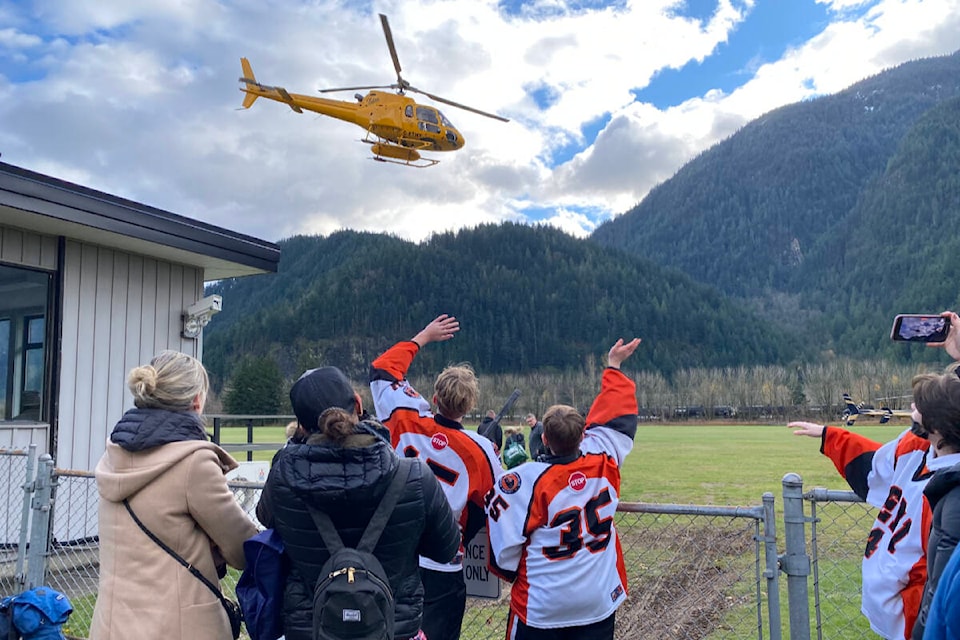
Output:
[634,0,831,109]
[667,0,720,24]
[545,112,612,166]
[499,0,627,19]
[526,81,561,110]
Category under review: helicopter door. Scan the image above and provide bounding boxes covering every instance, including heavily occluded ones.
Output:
[416,106,441,134]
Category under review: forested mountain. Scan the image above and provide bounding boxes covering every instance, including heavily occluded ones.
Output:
[799,96,960,359]
[591,51,960,361]
[202,223,800,390]
[205,52,960,397]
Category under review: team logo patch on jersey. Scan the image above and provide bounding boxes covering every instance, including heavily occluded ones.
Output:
[431,432,449,450]
[568,471,587,492]
[610,585,624,602]
[498,473,521,494]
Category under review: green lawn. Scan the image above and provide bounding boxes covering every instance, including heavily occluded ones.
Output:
[213,421,907,505]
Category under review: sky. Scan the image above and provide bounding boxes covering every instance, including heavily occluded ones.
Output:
[0,0,958,244]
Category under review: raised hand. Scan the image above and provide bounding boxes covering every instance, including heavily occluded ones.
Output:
[607,338,642,369]
[412,314,460,347]
[926,311,960,361]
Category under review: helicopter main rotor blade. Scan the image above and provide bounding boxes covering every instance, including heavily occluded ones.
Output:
[409,85,510,122]
[379,14,408,89]
[318,84,397,93]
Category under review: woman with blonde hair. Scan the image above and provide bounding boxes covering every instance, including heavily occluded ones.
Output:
[91,350,257,640]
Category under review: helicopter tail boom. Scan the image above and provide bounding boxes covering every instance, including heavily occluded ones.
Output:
[239,58,305,113]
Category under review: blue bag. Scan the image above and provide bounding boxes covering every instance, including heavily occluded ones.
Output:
[236,528,286,640]
[0,596,15,640]
[2,587,72,640]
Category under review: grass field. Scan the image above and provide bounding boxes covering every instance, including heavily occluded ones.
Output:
[213,421,907,506]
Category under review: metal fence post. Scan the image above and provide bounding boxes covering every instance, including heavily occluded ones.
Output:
[762,492,782,640]
[246,419,254,462]
[781,473,811,640]
[25,454,55,590]
[14,444,37,590]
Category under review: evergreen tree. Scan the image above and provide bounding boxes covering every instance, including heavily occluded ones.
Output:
[223,356,284,415]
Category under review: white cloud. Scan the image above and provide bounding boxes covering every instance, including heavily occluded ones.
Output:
[0,0,957,244]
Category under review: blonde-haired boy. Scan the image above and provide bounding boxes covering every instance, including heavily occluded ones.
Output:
[370,314,502,640]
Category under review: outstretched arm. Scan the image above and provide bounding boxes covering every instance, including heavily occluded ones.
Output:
[581,338,642,465]
[412,314,460,348]
[927,311,960,361]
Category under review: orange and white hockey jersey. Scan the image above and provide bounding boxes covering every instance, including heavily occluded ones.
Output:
[370,340,502,572]
[486,367,637,629]
[820,426,951,640]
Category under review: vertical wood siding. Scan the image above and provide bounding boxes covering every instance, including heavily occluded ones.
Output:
[58,240,203,471]
[0,225,58,270]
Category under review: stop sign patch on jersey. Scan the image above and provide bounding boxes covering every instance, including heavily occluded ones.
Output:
[431,432,449,450]
[568,471,587,491]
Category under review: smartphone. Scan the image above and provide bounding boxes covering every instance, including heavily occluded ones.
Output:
[890,314,950,342]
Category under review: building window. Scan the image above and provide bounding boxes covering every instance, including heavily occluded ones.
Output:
[0,265,51,422]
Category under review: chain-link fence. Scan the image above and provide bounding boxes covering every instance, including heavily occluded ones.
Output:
[0,446,32,600]
[803,488,877,639]
[0,450,884,640]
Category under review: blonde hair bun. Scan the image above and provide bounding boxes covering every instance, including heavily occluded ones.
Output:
[127,365,159,404]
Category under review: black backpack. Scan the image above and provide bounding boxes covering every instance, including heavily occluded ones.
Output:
[307,459,410,640]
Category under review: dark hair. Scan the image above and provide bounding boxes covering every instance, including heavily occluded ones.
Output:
[317,407,359,444]
[542,404,584,456]
[912,369,960,452]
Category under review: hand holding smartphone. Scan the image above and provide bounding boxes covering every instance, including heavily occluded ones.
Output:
[890,314,951,343]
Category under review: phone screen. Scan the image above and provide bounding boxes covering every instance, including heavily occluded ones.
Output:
[891,315,950,342]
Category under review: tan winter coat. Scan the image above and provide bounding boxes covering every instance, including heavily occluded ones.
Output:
[90,438,257,640]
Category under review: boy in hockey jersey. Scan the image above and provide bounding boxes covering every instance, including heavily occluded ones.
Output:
[486,337,641,640]
[370,313,502,640]
[790,420,935,639]
[789,311,960,640]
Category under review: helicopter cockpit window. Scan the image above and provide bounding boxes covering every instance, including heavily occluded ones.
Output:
[416,106,441,133]
[438,111,453,128]
[405,105,413,118]
[446,131,458,144]
[416,106,438,124]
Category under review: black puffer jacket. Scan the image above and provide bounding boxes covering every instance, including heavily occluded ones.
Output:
[256,425,460,640]
[912,459,960,640]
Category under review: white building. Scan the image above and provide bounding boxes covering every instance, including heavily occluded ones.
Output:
[0,161,279,471]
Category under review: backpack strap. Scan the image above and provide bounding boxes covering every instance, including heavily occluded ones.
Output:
[305,458,411,556]
[356,458,411,553]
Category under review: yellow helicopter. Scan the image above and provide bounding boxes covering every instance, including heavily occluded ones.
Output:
[239,14,508,167]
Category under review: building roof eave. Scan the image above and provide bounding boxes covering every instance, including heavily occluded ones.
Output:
[0,161,280,280]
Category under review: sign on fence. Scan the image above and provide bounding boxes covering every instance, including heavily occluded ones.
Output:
[464,528,500,599]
